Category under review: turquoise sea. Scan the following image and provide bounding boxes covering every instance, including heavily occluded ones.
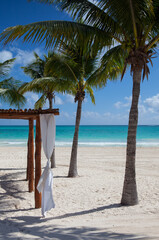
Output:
[0,125,159,147]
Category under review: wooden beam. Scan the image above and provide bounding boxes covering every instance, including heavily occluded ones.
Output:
[28,118,34,192]
[35,116,42,208]
[0,108,59,119]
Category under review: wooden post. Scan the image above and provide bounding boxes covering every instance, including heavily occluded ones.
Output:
[28,118,34,192]
[26,137,29,181]
[35,116,42,208]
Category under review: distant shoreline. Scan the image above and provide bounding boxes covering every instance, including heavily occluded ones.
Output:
[0,124,159,126]
[0,125,159,147]
[0,141,159,148]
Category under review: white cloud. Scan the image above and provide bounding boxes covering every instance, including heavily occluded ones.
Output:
[65,94,74,103]
[147,108,155,113]
[144,94,159,109]
[83,97,88,103]
[24,92,39,109]
[115,113,128,121]
[114,96,131,109]
[7,47,43,66]
[56,111,76,125]
[103,112,111,117]
[113,93,159,124]
[114,101,122,109]
[0,47,44,66]
[124,96,132,102]
[83,111,101,119]
[79,110,129,125]
[24,93,62,110]
[55,96,63,105]
[139,104,147,114]
[56,93,159,124]
[0,50,13,62]
[60,111,70,118]
[14,48,40,66]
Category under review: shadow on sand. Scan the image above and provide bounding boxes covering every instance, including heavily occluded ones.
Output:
[0,170,149,239]
[0,215,148,240]
[0,171,27,202]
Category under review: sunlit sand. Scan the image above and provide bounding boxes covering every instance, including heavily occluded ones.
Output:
[0,146,159,239]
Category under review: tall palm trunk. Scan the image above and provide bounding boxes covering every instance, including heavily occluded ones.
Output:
[68,99,82,177]
[49,97,52,110]
[48,96,56,168]
[121,65,142,206]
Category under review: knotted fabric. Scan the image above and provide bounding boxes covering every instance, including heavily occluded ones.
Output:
[37,114,55,217]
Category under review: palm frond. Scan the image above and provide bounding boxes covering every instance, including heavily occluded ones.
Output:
[32,0,155,44]
[0,88,7,94]
[18,81,43,94]
[87,45,127,88]
[0,77,22,89]
[30,0,124,42]
[34,52,40,60]
[45,53,79,84]
[85,85,95,104]
[145,33,159,51]
[0,58,15,77]
[59,41,100,79]
[0,87,26,108]
[34,93,47,109]
[98,0,155,30]
[22,65,44,79]
[21,53,45,79]
[0,21,112,49]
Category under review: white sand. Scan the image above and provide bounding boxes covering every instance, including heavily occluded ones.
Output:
[0,146,159,239]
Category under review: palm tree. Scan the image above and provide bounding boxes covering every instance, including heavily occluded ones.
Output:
[20,51,65,168]
[21,46,101,177]
[21,52,57,110]
[0,59,26,108]
[1,0,159,205]
[45,43,99,177]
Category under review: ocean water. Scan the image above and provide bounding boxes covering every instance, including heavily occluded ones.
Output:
[0,125,159,147]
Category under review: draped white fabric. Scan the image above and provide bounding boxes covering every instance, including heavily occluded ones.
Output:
[40,114,55,159]
[37,114,55,217]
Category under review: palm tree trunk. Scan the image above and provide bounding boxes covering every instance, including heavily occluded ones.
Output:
[121,65,142,206]
[49,97,53,109]
[68,99,82,177]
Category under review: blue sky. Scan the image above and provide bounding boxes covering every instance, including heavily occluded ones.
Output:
[0,0,159,125]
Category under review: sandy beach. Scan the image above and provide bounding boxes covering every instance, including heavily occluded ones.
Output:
[0,146,159,239]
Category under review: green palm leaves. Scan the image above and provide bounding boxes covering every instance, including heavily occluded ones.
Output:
[46,42,100,103]
[21,41,99,109]
[0,59,26,108]
[1,0,159,82]
[0,20,112,50]
[27,0,159,48]
[0,58,15,77]
[20,52,65,109]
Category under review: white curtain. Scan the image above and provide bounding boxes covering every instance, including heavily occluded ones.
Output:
[37,114,55,217]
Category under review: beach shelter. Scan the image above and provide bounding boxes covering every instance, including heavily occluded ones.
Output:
[0,108,59,209]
